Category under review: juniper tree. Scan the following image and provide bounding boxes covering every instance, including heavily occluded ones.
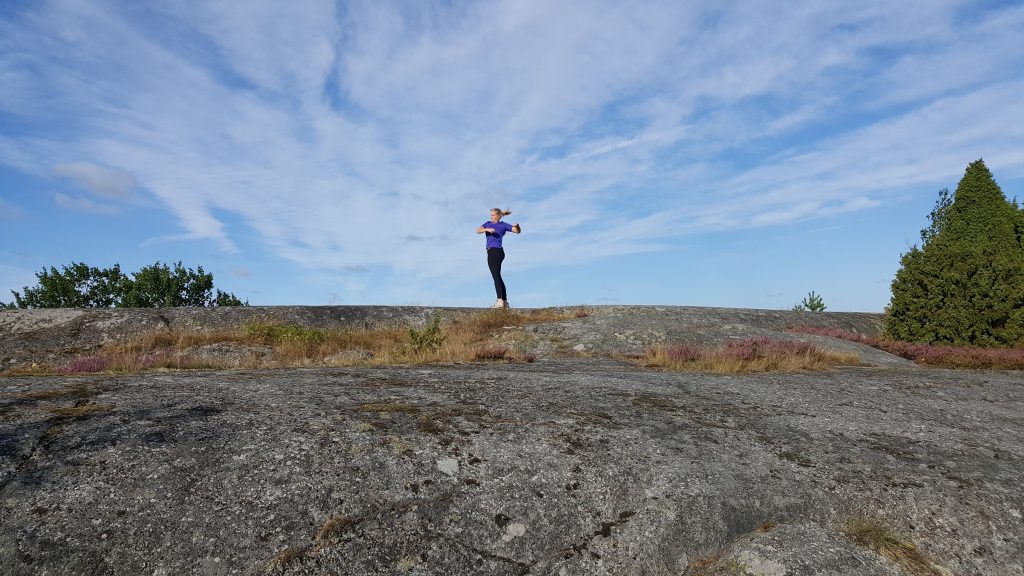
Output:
[886,159,1024,346]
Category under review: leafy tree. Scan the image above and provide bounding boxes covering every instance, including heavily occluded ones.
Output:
[121,261,216,307]
[8,262,129,308]
[886,159,1024,346]
[792,290,827,312]
[7,261,246,308]
[214,290,245,307]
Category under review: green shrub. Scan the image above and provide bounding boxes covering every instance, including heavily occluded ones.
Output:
[408,314,445,354]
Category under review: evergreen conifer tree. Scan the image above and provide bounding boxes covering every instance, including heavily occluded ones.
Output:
[886,159,1024,346]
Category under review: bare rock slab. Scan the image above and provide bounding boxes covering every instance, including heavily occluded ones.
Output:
[0,358,1021,575]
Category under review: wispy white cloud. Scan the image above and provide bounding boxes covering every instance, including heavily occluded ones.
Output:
[0,0,1021,285]
[53,192,121,215]
[54,162,138,199]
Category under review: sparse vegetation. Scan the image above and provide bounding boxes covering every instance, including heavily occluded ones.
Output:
[644,337,858,373]
[244,321,328,344]
[266,546,307,572]
[408,314,446,354]
[789,326,1024,369]
[474,346,510,360]
[314,515,357,547]
[845,517,946,576]
[21,307,577,375]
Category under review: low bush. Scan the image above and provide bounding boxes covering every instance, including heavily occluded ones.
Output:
[646,337,858,373]
[788,325,1024,369]
[665,343,700,362]
[59,356,112,374]
[407,314,446,354]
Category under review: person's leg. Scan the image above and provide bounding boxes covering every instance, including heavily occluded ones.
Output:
[487,249,506,301]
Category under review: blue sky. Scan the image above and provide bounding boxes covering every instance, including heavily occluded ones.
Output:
[2,1,1023,311]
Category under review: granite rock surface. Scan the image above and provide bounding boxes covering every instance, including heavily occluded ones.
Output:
[0,306,1019,575]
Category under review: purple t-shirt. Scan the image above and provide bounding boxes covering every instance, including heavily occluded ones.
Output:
[482,221,514,249]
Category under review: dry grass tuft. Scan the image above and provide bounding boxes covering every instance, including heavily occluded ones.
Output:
[645,337,859,373]
[474,346,510,360]
[3,307,582,377]
[845,517,946,576]
[1,363,58,376]
[315,516,356,547]
[45,308,582,374]
[573,306,592,318]
[683,552,722,575]
[267,546,307,571]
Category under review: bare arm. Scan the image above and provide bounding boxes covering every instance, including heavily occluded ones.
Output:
[477,225,495,234]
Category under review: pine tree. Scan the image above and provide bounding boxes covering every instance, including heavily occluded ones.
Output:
[886,159,1024,346]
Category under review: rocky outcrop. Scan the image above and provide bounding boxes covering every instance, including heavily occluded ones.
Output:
[0,306,1019,575]
[1,305,894,369]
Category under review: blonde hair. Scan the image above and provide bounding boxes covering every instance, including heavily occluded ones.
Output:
[491,208,512,216]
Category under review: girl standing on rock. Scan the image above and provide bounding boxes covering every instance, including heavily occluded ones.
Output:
[476,208,521,308]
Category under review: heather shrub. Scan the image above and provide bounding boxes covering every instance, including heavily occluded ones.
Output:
[59,356,112,374]
[789,325,1024,369]
[665,343,700,362]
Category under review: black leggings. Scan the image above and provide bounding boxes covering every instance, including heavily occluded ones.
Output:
[487,248,506,300]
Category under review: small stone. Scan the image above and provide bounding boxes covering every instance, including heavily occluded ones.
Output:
[572,344,586,351]
[437,458,459,476]
[501,522,527,542]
